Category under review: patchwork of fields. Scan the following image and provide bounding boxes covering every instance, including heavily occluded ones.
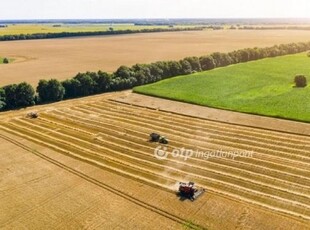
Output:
[0,94,309,229]
[135,53,310,122]
[1,26,310,229]
[0,23,197,36]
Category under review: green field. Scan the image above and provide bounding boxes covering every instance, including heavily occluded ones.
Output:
[0,24,199,36]
[134,53,310,122]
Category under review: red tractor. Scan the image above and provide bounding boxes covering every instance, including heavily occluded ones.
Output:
[178,182,205,201]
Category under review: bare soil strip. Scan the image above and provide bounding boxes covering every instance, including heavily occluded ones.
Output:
[114,92,310,136]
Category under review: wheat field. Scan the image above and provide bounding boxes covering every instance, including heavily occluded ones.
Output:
[1,29,310,86]
[0,92,309,229]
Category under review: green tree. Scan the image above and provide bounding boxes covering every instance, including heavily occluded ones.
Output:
[211,52,233,67]
[114,66,133,79]
[149,63,164,82]
[294,75,307,88]
[3,57,9,64]
[0,88,6,110]
[37,79,65,102]
[183,57,201,72]
[47,79,65,101]
[96,71,111,93]
[167,61,182,76]
[132,64,152,85]
[236,49,250,62]
[4,82,35,109]
[36,80,49,102]
[3,84,18,109]
[179,59,192,74]
[199,56,216,71]
[62,78,81,98]
[153,61,170,78]
[15,82,36,107]
[74,73,96,96]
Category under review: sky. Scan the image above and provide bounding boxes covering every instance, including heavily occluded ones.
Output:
[1,0,310,20]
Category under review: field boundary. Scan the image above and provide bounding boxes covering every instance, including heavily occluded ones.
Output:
[113,92,310,137]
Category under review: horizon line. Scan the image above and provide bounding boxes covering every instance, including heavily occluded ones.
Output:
[1,17,310,21]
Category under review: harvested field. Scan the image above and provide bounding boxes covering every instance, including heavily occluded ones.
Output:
[2,29,310,86]
[0,132,182,229]
[0,23,181,36]
[0,92,309,229]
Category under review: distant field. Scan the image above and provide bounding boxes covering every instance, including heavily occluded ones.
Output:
[0,23,197,36]
[135,53,310,122]
[1,29,310,86]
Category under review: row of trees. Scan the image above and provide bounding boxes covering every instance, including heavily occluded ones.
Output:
[240,26,310,30]
[0,82,35,110]
[1,41,310,111]
[0,27,205,41]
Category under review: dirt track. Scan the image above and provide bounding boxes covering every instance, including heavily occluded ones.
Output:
[2,29,310,86]
[0,91,309,229]
[114,93,310,136]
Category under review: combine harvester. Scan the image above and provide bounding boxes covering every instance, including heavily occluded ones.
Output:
[178,182,205,201]
[26,112,38,119]
[149,133,169,144]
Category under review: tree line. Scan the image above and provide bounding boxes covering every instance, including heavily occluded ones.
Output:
[0,27,205,42]
[1,41,310,111]
[239,26,310,31]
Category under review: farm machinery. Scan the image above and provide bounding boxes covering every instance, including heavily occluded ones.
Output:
[26,112,38,119]
[149,133,168,144]
[178,182,205,201]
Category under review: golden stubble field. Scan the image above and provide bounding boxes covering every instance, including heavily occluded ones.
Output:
[0,92,309,229]
[1,29,310,229]
[1,29,310,86]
